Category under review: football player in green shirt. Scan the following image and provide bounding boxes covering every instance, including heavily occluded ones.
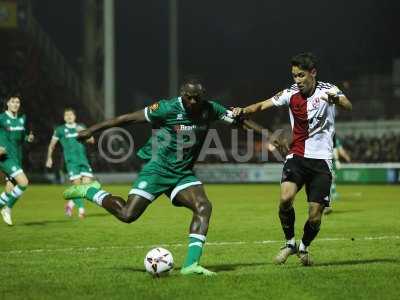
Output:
[324,135,351,214]
[63,77,268,276]
[0,94,33,225]
[46,108,95,219]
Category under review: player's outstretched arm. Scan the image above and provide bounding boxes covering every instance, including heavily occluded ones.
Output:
[78,109,147,140]
[321,92,352,111]
[232,99,275,118]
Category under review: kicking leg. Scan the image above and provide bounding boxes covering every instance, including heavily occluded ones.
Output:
[172,185,215,276]
[63,180,151,223]
[101,194,150,223]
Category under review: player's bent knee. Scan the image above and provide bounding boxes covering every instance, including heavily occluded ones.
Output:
[120,213,139,224]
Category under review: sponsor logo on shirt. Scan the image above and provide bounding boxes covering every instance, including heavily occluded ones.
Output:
[7,126,24,131]
[173,124,206,132]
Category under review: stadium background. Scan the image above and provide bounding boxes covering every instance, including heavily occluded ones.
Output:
[1,1,400,299]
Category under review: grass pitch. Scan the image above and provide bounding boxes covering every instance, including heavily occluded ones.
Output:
[1,184,399,300]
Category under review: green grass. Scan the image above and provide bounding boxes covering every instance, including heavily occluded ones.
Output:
[1,184,400,300]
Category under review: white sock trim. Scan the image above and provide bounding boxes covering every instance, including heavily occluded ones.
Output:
[299,241,307,252]
[287,237,296,246]
[128,189,155,201]
[170,181,202,201]
[10,186,24,198]
[93,190,110,206]
[10,169,23,178]
[189,242,203,248]
[189,233,206,242]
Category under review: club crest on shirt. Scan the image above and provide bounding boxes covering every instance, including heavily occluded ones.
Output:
[311,97,320,109]
[149,102,160,112]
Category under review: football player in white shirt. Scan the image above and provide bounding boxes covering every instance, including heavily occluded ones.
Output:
[233,52,352,265]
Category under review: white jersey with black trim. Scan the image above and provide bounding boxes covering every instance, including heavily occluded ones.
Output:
[271,81,345,160]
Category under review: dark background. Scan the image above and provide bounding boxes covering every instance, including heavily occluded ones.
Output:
[32,0,400,114]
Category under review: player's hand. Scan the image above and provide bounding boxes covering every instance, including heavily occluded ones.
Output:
[86,136,95,144]
[0,146,7,157]
[45,158,53,168]
[27,131,35,143]
[78,129,93,141]
[232,107,244,117]
[321,91,339,105]
[269,129,291,156]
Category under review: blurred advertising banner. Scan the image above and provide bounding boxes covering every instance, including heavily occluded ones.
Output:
[194,164,283,183]
[0,0,17,28]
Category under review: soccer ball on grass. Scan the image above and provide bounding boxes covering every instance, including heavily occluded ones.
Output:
[144,247,174,277]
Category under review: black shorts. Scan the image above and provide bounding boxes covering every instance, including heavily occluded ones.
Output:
[281,155,332,206]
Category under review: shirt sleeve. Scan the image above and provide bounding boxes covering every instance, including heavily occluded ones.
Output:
[209,101,236,124]
[271,89,292,107]
[144,100,168,123]
[329,85,345,97]
[52,127,61,140]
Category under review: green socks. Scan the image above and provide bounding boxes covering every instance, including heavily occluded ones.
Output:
[183,234,206,268]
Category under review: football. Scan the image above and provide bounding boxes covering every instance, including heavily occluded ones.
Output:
[144,248,174,277]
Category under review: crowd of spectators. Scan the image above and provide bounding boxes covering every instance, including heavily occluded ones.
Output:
[341,133,400,163]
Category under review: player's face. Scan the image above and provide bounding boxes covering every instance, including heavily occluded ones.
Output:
[64,111,76,124]
[292,66,316,96]
[7,97,21,113]
[181,83,205,115]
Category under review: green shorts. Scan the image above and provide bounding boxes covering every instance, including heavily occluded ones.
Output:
[66,161,93,181]
[0,156,23,179]
[129,162,202,202]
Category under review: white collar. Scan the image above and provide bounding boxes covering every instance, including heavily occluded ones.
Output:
[65,123,77,129]
[5,111,18,119]
[178,97,185,111]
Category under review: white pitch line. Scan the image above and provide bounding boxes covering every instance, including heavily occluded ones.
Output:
[1,235,399,255]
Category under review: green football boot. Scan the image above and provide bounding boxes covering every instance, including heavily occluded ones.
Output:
[63,181,101,200]
[180,262,216,276]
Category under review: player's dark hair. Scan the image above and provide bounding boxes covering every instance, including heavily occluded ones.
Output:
[6,92,22,100]
[64,107,76,115]
[291,52,317,71]
[182,75,203,86]
[180,75,206,94]
[3,92,22,111]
